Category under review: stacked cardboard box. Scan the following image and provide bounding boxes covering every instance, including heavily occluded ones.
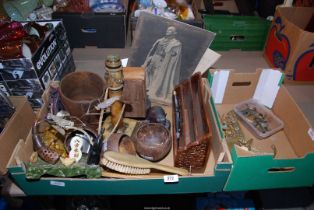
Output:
[0,20,75,108]
[264,7,314,81]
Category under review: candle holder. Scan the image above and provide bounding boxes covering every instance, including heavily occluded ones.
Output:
[105,55,124,129]
[102,55,138,140]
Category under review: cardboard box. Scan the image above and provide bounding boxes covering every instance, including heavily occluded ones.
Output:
[208,69,314,191]
[7,79,232,195]
[264,7,314,81]
[5,70,314,194]
[0,96,35,175]
[0,20,75,108]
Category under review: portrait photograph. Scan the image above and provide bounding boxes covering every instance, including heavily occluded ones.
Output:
[128,12,215,104]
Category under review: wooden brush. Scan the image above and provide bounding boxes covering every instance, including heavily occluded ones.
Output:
[100,151,189,176]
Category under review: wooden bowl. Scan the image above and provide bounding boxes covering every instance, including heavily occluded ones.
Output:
[135,123,171,162]
[107,133,136,155]
[59,71,106,130]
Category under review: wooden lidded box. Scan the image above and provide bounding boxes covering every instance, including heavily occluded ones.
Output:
[122,67,147,118]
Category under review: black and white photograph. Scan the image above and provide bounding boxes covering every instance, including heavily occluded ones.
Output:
[128,12,215,103]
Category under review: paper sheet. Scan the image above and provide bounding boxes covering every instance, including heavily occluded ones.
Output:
[211,70,230,104]
[193,48,221,75]
[253,69,283,108]
[121,58,128,67]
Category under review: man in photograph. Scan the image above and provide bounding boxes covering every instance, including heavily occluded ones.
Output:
[142,26,182,104]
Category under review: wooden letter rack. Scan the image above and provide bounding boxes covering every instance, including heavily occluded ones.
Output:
[172,73,212,172]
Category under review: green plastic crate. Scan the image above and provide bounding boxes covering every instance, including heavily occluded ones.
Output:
[204,15,271,51]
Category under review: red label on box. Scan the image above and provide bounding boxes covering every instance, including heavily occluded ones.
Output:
[293,44,314,81]
[264,17,291,70]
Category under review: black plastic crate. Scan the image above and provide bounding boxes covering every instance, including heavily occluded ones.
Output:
[52,12,127,48]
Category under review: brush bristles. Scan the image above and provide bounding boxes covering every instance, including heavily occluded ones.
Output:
[101,157,151,175]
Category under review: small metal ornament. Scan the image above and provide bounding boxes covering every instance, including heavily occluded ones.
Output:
[221,110,277,157]
[221,110,252,150]
[65,129,97,154]
[240,105,269,134]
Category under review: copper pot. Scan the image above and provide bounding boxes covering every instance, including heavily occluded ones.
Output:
[59,71,106,128]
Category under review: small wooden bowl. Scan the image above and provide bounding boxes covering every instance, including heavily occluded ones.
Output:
[135,123,171,162]
[107,133,136,155]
